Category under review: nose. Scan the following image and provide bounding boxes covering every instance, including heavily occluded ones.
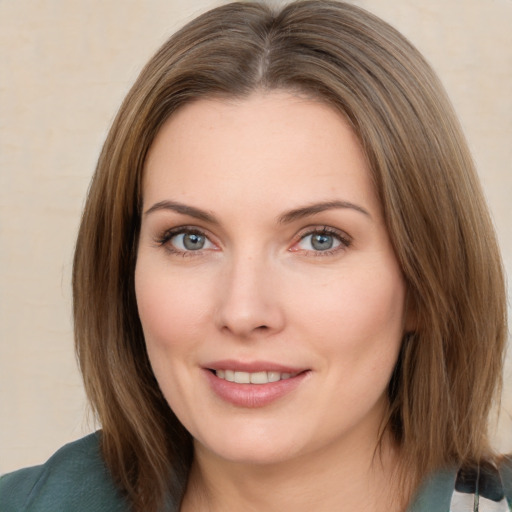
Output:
[215,254,285,339]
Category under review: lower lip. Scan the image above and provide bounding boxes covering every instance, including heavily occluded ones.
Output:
[204,369,309,408]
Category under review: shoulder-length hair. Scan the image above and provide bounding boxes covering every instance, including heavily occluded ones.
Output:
[73,1,507,510]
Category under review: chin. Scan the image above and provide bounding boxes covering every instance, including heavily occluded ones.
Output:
[194,427,307,467]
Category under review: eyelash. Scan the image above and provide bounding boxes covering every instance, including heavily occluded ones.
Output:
[154,226,351,257]
[292,226,352,257]
[155,226,215,257]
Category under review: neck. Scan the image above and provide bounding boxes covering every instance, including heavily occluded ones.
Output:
[181,430,408,512]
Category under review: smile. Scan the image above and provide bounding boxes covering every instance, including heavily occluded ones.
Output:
[214,369,300,384]
[204,363,310,408]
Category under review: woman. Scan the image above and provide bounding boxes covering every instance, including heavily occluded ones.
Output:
[1,1,510,511]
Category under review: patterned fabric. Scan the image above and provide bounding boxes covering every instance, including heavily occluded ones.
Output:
[450,462,511,512]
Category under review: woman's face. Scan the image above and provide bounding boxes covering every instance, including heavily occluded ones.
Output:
[135,92,408,466]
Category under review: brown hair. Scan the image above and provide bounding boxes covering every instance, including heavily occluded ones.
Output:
[73,1,507,510]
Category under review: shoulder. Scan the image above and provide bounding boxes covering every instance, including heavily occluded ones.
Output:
[501,454,512,506]
[0,433,128,512]
[407,466,458,511]
[408,456,512,512]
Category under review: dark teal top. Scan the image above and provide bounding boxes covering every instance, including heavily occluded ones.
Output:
[0,434,127,512]
[1,433,511,511]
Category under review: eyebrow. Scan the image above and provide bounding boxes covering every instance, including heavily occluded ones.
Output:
[144,199,371,224]
[277,200,371,224]
[144,200,218,224]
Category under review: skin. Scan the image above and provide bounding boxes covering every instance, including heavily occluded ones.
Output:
[135,91,410,511]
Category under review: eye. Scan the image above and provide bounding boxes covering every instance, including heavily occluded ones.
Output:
[157,228,216,254]
[291,227,350,255]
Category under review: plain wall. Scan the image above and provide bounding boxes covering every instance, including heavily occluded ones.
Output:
[1,0,511,474]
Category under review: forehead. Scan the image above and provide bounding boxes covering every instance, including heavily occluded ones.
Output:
[142,91,379,219]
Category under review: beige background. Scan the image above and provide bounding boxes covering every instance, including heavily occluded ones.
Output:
[1,0,511,474]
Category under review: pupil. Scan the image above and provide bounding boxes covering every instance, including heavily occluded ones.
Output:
[183,233,205,250]
[311,233,333,251]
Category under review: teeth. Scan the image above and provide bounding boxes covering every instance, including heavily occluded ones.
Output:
[234,371,250,384]
[267,371,280,383]
[215,370,298,384]
[250,371,268,384]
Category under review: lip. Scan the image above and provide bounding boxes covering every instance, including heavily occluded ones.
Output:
[203,360,310,408]
[204,359,305,374]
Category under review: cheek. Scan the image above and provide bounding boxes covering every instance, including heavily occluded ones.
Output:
[134,265,205,413]
[344,277,405,343]
[303,269,406,413]
[291,266,406,363]
[135,264,210,351]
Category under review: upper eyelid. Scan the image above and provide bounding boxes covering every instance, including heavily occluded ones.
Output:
[159,225,211,238]
[154,224,351,249]
[155,226,214,247]
[295,225,351,241]
[155,227,217,256]
[158,224,349,237]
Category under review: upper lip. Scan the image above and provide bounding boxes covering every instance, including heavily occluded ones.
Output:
[204,359,307,373]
